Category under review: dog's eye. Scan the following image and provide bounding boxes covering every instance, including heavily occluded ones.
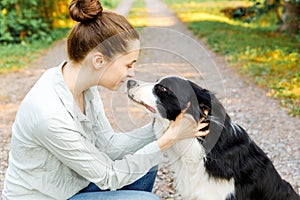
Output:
[157,85,167,92]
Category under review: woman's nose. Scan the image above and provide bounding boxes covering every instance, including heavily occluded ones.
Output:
[127,68,135,78]
[127,79,137,89]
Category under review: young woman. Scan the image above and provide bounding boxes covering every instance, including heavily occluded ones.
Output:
[2,0,207,199]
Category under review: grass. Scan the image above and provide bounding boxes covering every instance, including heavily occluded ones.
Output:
[164,0,300,116]
[127,0,148,27]
[0,28,70,73]
[102,0,123,10]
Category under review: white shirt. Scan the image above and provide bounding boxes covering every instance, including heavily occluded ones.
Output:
[2,62,165,200]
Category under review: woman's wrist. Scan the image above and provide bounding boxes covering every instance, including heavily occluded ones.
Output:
[157,129,175,151]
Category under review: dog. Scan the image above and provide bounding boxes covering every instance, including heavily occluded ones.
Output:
[127,76,300,200]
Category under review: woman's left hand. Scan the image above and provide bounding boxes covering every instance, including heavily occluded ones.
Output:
[157,102,209,150]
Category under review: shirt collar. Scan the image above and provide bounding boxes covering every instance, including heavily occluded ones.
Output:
[53,61,95,122]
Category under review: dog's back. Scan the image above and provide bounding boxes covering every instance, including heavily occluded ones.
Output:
[206,121,300,200]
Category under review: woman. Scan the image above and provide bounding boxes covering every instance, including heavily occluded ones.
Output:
[2,0,207,199]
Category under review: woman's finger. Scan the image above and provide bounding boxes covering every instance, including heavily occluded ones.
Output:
[197,122,209,130]
[198,109,209,123]
[175,102,191,121]
[181,102,191,115]
[204,109,209,116]
[194,130,209,137]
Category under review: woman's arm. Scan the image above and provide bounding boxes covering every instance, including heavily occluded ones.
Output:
[92,88,208,160]
[94,119,158,161]
[33,117,165,191]
[92,87,164,160]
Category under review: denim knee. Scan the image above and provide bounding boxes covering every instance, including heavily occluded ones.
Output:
[69,190,160,200]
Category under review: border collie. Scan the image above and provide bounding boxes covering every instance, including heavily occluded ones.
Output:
[127,76,299,200]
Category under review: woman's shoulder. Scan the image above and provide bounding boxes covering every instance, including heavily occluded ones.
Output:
[17,66,70,120]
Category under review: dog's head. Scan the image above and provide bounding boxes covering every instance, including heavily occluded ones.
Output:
[127,76,228,152]
[127,76,219,123]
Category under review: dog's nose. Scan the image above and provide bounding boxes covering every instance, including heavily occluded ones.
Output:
[127,80,137,89]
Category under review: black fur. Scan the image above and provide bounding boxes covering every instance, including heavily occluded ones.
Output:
[154,77,300,200]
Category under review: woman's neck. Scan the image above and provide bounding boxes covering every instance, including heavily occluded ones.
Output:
[62,61,92,114]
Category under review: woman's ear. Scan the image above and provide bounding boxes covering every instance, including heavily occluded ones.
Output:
[92,52,106,70]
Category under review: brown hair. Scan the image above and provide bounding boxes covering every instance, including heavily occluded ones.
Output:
[68,0,139,62]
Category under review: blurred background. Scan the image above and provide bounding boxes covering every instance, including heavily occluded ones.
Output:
[0,0,299,115]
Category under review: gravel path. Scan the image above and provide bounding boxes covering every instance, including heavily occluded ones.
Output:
[0,0,299,199]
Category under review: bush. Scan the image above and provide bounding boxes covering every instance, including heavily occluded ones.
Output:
[0,0,53,43]
[0,0,73,44]
[0,0,123,44]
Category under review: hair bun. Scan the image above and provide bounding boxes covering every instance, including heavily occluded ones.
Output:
[69,0,103,23]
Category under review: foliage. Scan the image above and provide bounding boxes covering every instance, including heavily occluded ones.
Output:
[236,0,283,22]
[219,0,300,34]
[284,0,300,4]
[164,0,300,116]
[0,0,121,44]
[0,28,69,73]
[1,0,47,43]
[0,0,70,43]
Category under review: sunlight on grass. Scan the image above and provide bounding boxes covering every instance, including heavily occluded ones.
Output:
[172,1,275,29]
[128,7,149,27]
[241,47,300,115]
[179,12,250,27]
[127,0,149,27]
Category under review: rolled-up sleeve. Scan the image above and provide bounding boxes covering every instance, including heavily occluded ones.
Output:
[95,115,160,160]
[33,117,165,191]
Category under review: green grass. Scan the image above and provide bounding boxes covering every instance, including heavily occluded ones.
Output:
[164,0,300,116]
[0,28,70,73]
[127,0,148,28]
[102,0,123,9]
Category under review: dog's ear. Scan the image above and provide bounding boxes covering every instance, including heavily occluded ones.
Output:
[188,81,228,154]
[188,81,212,118]
[188,80,226,120]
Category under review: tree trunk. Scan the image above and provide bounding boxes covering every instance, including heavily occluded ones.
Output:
[279,2,300,34]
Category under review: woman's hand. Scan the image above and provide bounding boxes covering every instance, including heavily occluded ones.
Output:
[157,103,209,150]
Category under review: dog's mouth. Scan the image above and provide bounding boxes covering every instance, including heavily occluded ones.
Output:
[128,94,156,114]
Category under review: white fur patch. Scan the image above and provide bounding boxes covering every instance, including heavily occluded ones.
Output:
[154,120,235,200]
[167,138,235,200]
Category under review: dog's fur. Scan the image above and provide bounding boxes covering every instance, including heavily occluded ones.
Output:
[127,76,300,200]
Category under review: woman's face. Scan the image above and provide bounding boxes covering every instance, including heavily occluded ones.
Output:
[97,40,140,90]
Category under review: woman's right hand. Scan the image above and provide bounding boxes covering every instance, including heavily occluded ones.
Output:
[157,103,209,150]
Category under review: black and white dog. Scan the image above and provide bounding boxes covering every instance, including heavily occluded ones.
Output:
[127,76,299,200]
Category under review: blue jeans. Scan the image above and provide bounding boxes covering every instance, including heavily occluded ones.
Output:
[69,166,159,200]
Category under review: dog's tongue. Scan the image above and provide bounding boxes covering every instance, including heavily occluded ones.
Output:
[144,104,156,113]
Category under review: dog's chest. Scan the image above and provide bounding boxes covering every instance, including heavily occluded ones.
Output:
[167,139,235,200]
[153,119,235,199]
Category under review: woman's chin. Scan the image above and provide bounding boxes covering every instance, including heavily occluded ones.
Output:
[111,83,123,91]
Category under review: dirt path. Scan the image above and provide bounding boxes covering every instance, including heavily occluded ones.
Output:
[0,0,299,198]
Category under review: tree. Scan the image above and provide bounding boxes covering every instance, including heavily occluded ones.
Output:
[279,0,300,34]
[221,0,300,34]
